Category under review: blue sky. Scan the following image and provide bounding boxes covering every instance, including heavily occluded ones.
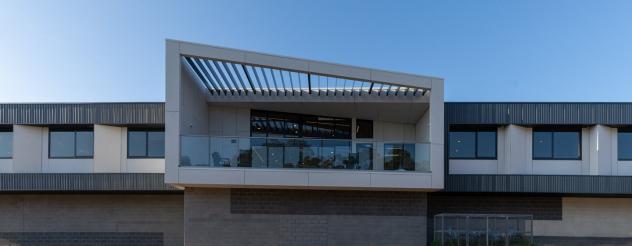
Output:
[1,0,631,102]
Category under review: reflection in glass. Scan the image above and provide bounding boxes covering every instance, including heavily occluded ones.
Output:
[384,143,415,171]
[0,132,12,158]
[356,143,373,170]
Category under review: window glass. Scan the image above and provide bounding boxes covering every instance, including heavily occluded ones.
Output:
[128,131,147,157]
[0,132,12,158]
[618,132,632,160]
[533,132,553,159]
[356,119,373,138]
[147,132,165,157]
[75,131,94,157]
[50,131,76,158]
[449,132,476,158]
[250,111,268,137]
[250,110,351,139]
[553,132,580,159]
[384,143,415,171]
[477,131,497,158]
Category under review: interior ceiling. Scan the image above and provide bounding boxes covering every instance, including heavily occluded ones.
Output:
[210,102,429,124]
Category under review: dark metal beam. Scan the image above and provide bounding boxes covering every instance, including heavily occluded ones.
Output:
[212,60,234,95]
[239,64,257,94]
[184,57,215,95]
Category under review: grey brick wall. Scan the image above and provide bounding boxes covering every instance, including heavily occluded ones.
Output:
[0,232,162,246]
[185,188,428,246]
[231,188,426,216]
[0,194,183,246]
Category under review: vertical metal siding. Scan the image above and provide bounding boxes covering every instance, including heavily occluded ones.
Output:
[0,103,164,125]
[447,103,632,125]
[0,173,179,192]
[445,175,632,194]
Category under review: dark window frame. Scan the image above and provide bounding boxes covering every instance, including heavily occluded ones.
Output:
[0,126,12,159]
[617,128,632,161]
[532,128,582,160]
[448,127,498,160]
[127,129,165,159]
[48,128,94,159]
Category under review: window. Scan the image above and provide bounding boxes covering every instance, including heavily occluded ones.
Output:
[250,110,352,139]
[356,119,373,138]
[532,129,581,160]
[449,128,497,159]
[618,130,632,160]
[128,130,165,158]
[384,143,415,171]
[0,128,12,158]
[49,129,93,158]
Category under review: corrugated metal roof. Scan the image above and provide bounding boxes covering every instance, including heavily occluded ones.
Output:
[445,175,632,194]
[446,102,632,125]
[0,173,180,193]
[0,103,164,125]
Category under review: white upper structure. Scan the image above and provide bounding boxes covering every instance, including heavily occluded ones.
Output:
[165,40,444,190]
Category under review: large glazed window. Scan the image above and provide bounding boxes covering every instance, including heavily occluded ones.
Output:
[250,110,351,139]
[49,129,94,158]
[0,129,12,158]
[618,130,632,160]
[128,130,165,158]
[448,128,497,159]
[532,129,581,160]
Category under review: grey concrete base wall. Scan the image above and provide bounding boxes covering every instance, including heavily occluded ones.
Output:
[185,188,428,246]
[0,194,183,246]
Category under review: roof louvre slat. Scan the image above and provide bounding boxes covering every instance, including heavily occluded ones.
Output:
[182,55,430,98]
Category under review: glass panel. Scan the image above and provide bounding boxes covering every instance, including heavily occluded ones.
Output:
[618,132,632,160]
[321,140,336,168]
[334,118,352,139]
[250,138,268,168]
[355,119,373,138]
[533,132,553,159]
[147,132,165,157]
[477,131,497,158]
[267,138,284,168]
[302,139,321,168]
[250,111,268,137]
[0,132,12,158]
[384,143,402,170]
[180,136,209,166]
[553,131,580,159]
[401,144,415,171]
[285,114,300,138]
[75,131,94,157]
[333,140,351,169]
[356,143,373,170]
[128,131,147,157]
[210,137,239,167]
[50,131,75,158]
[284,139,301,168]
[449,132,476,158]
[317,117,335,138]
[267,112,286,137]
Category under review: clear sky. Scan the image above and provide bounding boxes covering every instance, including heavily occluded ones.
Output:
[1,0,631,102]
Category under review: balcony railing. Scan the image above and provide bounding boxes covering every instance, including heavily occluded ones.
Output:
[180,135,431,172]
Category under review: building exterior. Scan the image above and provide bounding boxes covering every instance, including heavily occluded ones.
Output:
[1,40,632,246]
[0,103,183,246]
[165,40,445,245]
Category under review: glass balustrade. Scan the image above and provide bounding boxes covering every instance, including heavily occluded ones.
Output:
[180,135,431,172]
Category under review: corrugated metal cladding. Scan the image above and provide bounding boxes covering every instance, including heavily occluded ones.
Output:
[0,173,180,192]
[0,103,164,125]
[446,103,632,125]
[445,175,632,194]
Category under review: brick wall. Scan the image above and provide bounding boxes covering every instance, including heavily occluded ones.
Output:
[185,188,428,246]
[0,194,183,246]
[0,232,162,246]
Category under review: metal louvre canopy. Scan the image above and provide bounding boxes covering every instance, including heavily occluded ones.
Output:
[182,56,429,98]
